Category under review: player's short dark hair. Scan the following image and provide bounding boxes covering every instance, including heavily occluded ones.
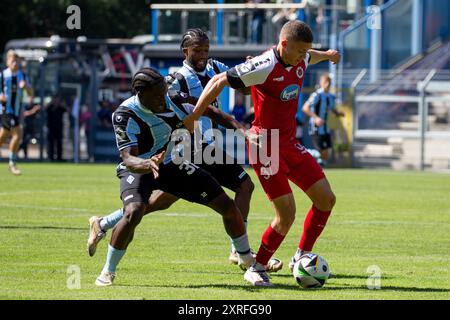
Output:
[320,73,332,83]
[180,28,209,50]
[132,67,164,93]
[280,20,314,43]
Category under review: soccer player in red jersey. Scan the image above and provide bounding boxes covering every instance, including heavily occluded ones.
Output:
[193,20,340,286]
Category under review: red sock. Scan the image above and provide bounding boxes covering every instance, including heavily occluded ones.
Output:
[299,206,331,252]
[255,224,286,266]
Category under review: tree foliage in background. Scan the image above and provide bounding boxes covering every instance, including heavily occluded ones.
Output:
[0,0,245,51]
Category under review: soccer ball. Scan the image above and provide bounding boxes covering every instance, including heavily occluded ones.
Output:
[292,253,330,288]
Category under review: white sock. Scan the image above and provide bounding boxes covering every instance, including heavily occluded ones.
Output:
[230,220,248,253]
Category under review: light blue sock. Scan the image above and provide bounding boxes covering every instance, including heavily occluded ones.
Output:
[102,244,126,273]
[231,220,248,252]
[100,208,124,231]
[9,152,17,164]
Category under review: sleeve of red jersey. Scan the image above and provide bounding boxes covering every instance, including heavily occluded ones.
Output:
[226,53,274,89]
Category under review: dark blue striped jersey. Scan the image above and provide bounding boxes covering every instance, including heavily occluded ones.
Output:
[307,88,336,135]
[112,93,193,165]
[167,59,229,144]
[0,68,29,116]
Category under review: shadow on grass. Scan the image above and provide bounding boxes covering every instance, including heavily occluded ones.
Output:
[0,225,85,231]
[274,273,394,280]
[115,283,300,292]
[115,283,450,293]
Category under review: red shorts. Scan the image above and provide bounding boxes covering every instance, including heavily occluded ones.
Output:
[248,136,325,201]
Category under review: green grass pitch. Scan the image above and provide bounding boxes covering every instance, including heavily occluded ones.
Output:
[0,163,449,300]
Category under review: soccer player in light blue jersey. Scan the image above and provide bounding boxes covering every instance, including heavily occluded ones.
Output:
[0,50,34,175]
[302,73,344,164]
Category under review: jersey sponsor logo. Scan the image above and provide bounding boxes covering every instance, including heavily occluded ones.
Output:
[280,84,300,102]
[296,66,304,79]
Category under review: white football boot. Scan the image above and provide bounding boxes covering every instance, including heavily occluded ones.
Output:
[8,162,21,176]
[289,250,310,272]
[230,249,283,273]
[87,216,106,257]
[95,271,116,287]
[244,263,273,287]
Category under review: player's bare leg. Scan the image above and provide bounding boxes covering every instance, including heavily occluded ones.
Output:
[8,126,22,175]
[207,193,255,269]
[290,178,335,271]
[145,190,179,214]
[320,149,330,162]
[233,177,254,223]
[95,202,146,286]
[228,177,254,263]
[0,128,10,159]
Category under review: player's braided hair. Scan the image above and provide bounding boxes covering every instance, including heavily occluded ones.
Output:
[131,67,164,92]
[180,28,209,50]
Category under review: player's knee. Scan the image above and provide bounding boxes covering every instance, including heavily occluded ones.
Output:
[315,191,336,212]
[236,177,254,196]
[212,193,238,218]
[123,203,145,226]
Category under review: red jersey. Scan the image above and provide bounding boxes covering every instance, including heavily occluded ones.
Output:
[227,47,310,144]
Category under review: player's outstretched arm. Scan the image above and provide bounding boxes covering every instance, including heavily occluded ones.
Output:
[121,147,165,178]
[204,106,245,131]
[184,72,230,132]
[308,49,341,65]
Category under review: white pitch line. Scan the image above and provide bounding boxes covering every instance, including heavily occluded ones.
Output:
[4,203,447,226]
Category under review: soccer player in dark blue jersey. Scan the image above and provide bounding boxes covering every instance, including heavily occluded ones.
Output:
[94,68,255,286]
[302,73,344,163]
[0,50,34,175]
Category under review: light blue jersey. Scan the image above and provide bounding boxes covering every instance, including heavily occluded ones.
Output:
[112,94,191,165]
[0,68,29,116]
[307,88,336,136]
[167,59,229,143]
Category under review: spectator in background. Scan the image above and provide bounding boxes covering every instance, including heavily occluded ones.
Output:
[19,98,40,159]
[232,93,247,123]
[249,0,267,44]
[97,100,113,128]
[79,104,92,160]
[271,0,299,42]
[45,95,67,161]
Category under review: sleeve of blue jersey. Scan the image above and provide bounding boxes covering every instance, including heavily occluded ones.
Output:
[307,92,320,109]
[213,59,230,73]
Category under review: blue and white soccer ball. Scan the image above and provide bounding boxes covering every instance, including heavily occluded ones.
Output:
[292,253,330,288]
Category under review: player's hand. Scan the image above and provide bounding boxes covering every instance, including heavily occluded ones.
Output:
[327,50,340,65]
[314,117,325,127]
[0,94,5,103]
[148,151,165,179]
[19,80,27,89]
